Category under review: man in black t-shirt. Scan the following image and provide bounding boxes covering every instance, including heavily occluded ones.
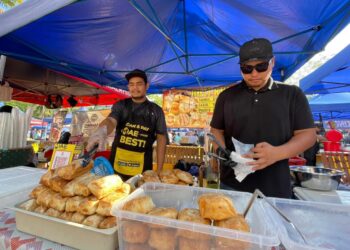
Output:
[87,69,167,180]
[210,38,316,198]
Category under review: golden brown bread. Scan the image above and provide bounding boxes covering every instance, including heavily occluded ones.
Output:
[173,169,193,184]
[34,205,48,214]
[40,169,55,187]
[19,199,38,211]
[96,192,127,216]
[147,207,178,228]
[49,193,68,212]
[148,229,177,250]
[142,170,158,177]
[57,159,93,180]
[77,196,100,215]
[50,176,69,193]
[177,208,211,240]
[178,237,211,250]
[88,175,123,199]
[159,169,179,184]
[214,215,250,250]
[123,243,152,250]
[98,216,117,229]
[122,195,155,214]
[36,189,56,207]
[66,196,85,212]
[30,185,49,199]
[59,211,74,221]
[45,208,62,218]
[118,183,133,194]
[71,212,87,224]
[74,174,100,197]
[61,173,93,197]
[142,175,161,183]
[198,193,236,220]
[82,214,105,228]
[122,221,149,244]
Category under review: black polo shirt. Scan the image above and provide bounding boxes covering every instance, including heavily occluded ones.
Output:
[210,78,314,198]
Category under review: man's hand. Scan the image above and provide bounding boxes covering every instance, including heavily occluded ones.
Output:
[216,147,237,169]
[86,126,108,151]
[244,142,279,171]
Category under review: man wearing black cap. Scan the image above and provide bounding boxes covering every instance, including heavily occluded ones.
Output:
[210,38,316,198]
[87,69,167,180]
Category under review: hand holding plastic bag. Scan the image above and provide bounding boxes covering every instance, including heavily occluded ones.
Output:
[86,126,108,151]
[231,138,256,182]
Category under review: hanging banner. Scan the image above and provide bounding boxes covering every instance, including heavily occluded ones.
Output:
[49,110,68,142]
[72,110,111,137]
[163,87,227,128]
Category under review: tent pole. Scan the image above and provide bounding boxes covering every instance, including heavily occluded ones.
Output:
[145,57,181,71]
[182,0,189,72]
[191,55,238,73]
[0,55,6,82]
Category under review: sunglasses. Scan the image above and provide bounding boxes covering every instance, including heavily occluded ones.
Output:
[240,60,271,74]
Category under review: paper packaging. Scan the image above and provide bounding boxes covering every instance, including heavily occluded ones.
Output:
[231,137,255,182]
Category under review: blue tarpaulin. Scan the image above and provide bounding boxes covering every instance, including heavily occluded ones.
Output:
[1,0,350,93]
[301,44,350,94]
[309,93,350,120]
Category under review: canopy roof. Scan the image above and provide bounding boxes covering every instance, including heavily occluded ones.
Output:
[309,93,350,121]
[301,44,350,94]
[1,0,350,93]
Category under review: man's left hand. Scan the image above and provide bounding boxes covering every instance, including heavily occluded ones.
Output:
[243,142,280,171]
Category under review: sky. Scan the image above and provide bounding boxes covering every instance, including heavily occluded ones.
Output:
[285,23,350,86]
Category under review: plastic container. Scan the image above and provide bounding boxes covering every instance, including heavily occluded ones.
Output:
[264,198,350,250]
[323,141,341,151]
[112,183,281,250]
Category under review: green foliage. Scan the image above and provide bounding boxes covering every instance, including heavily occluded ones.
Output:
[0,0,23,8]
[147,94,163,107]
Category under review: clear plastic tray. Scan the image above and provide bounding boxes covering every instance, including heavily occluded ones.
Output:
[112,183,281,250]
[265,198,350,250]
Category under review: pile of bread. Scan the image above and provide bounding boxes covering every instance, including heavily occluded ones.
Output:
[138,169,193,186]
[120,193,250,250]
[19,160,131,229]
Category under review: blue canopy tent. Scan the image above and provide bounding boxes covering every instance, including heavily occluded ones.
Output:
[301,44,350,94]
[1,0,350,93]
[309,93,350,121]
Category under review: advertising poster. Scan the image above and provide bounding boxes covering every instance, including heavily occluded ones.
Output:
[163,87,227,128]
[49,110,68,142]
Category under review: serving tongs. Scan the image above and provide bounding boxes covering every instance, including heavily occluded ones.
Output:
[207,133,231,158]
[81,144,99,167]
[243,189,308,245]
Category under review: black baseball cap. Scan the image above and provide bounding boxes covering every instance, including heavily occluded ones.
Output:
[239,38,273,64]
[125,69,148,83]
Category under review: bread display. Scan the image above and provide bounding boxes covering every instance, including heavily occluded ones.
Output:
[124,243,152,250]
[82,214,105,228]
[88,175,123,199]
[148,229,176,250]
[78,196,100,215]
[159,169,179,184]
[19,199,38,211]
[173,169,193,184]
[30,185,49,199]
[139,169,193,186]
[96,192,127,216]
[98,216,117,229]
[74,174,100,197]
[198,193,237,220]
[49,193,68,212]
[59,211,74,221]
[66,196,85,212]
[147,207,178,228]
[122,221,150,244]
[177,208,211,240]
[36,189,55,207]
[122,195,155,214]
[45,208,62,218]
[57,159,93,180]
[61,173,93,197]
[49,176,69,193]
[34,205,48,214]
[71,212,87,224]
[178,237,211,250]
[40,169,55,187]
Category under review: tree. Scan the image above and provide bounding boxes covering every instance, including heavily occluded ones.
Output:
[0,0,23,8]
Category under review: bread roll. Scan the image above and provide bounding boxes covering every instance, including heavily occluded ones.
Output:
[57,159,93,180]
[30,185,49,199]
[50,176,69,193]
[177,208,210,240]
[143,170,158,177]
[59,211,74,221]
[88,175,123,199]
[143,175,161,183]
[49,193,68,212]
[174,169,193,184]
[198,193,236,220]
[214,215,250,250]
[122,221,149,244]
[98,216,117,229]
[148,229,176,250]
[159,169,179,184]
[178,237,211,250]
[66,196,85,212]
[19,199,38,211]
[45,208,62,218]
[82,214,105,228]
[74,174,100,197]
[61,173,93,197]
[40,169,55,187]
[147,207,178,228]
[122,196,155,214]
[34,205,48,214]
[71,212,87,224]
[36,189,56,207]
[96,192,127,216]
[77,196,100,215]
[118,183,132,194]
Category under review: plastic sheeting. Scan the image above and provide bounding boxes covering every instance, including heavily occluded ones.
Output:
[1,0,350,93]
[301,44,350,94]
